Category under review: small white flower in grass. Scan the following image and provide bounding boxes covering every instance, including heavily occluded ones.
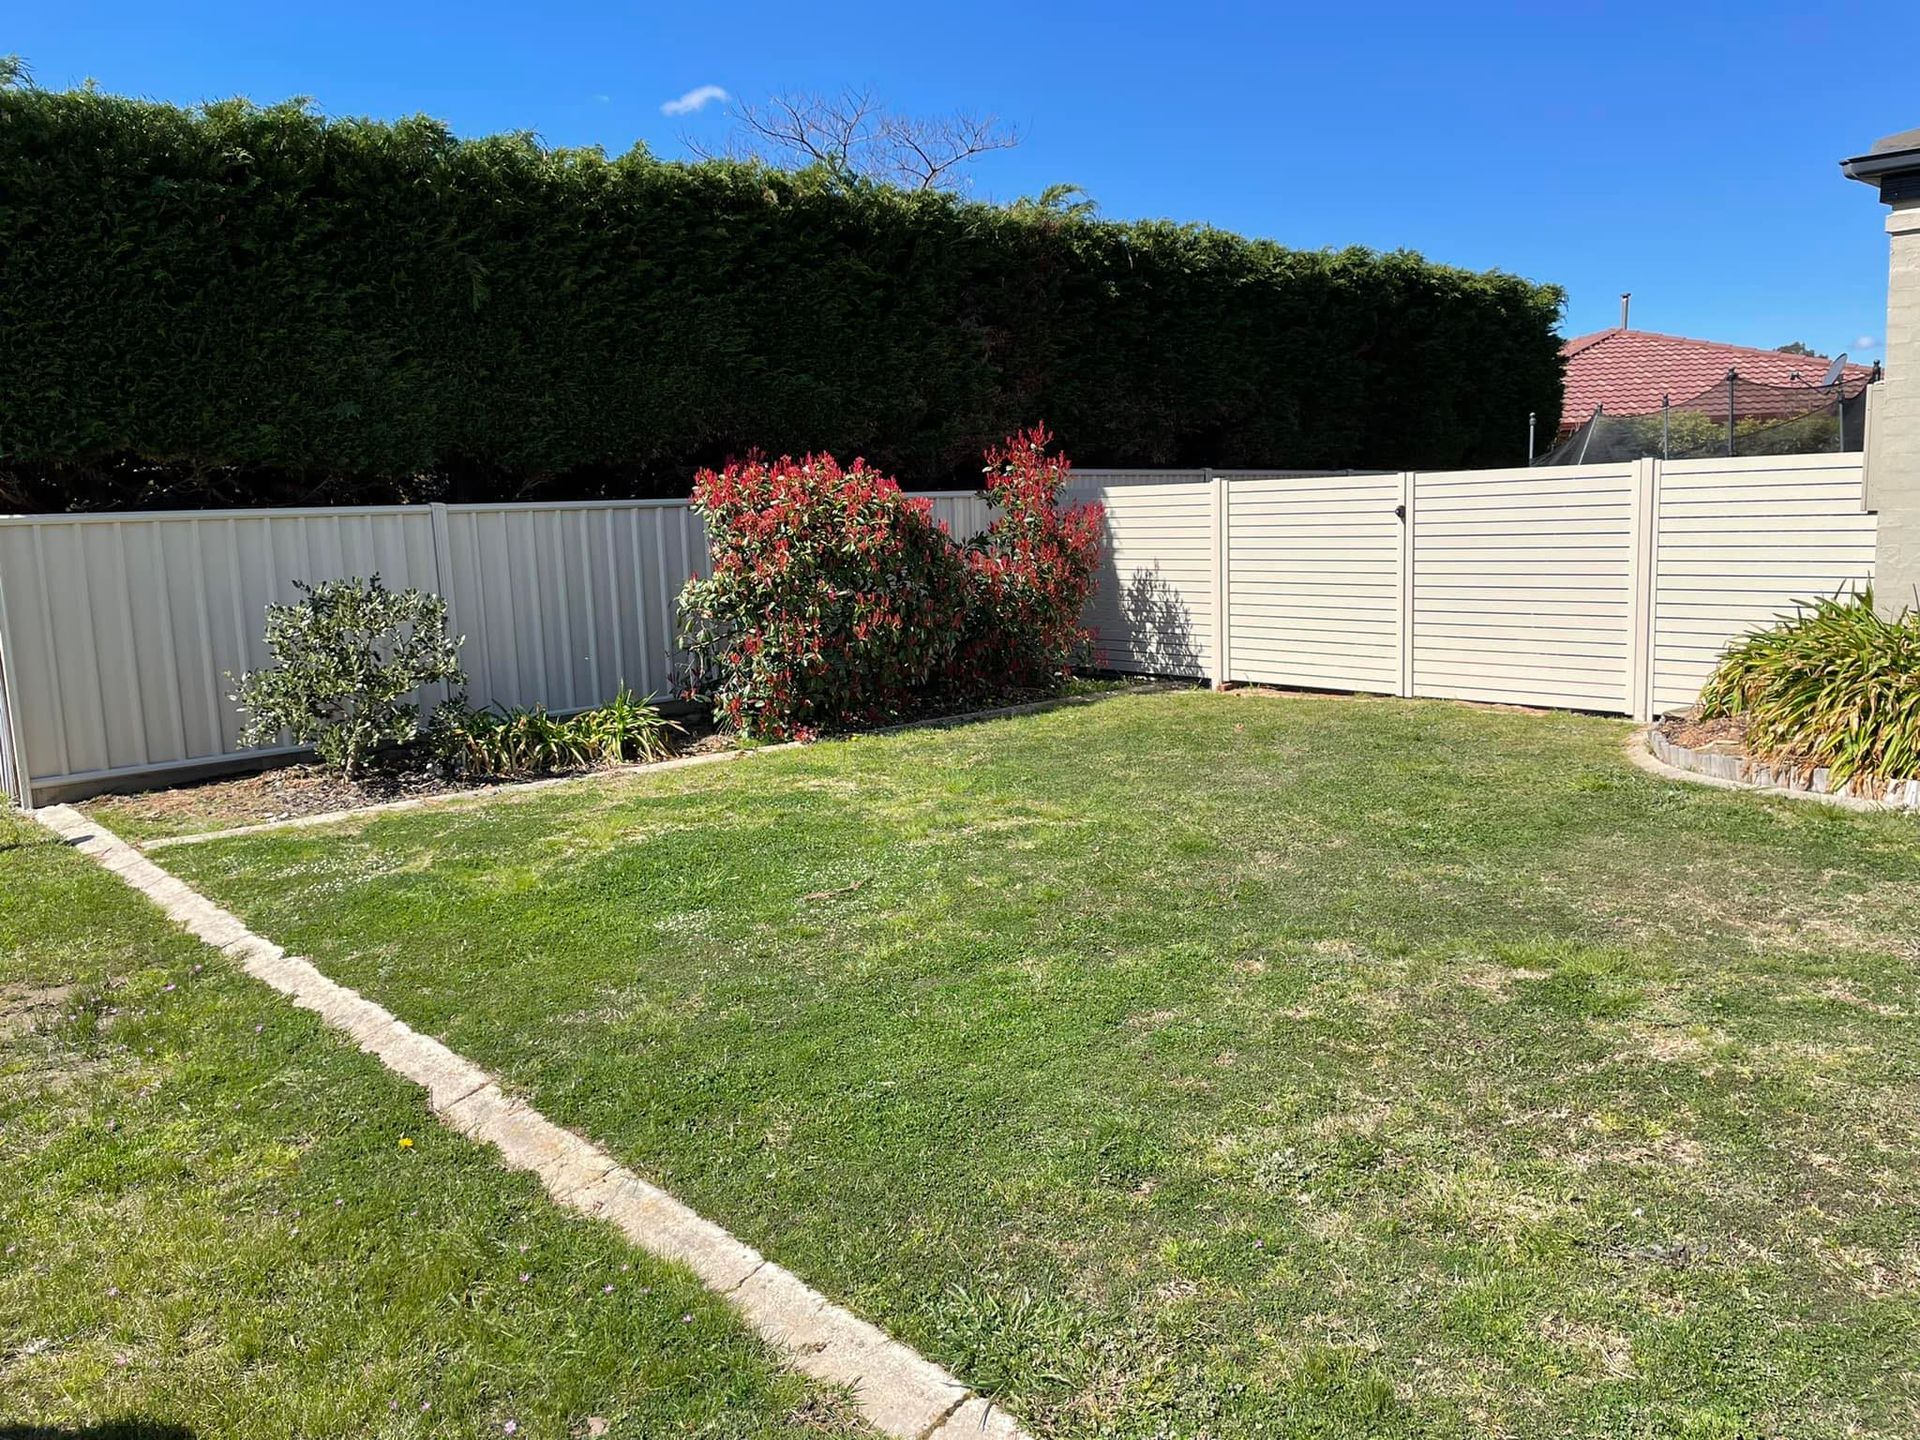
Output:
[520,1272,531,1284]
[681,1313,693,1324]
[504,1422,518,1435]
[603,1283,615,1294]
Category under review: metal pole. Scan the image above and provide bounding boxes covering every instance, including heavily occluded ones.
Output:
[1528,410,1536,462]
[1726,369,1737,457]
[1661,393,1670,459]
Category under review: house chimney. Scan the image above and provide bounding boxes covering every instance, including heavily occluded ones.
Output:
[1620,292,1631,330]
[1842,127,1920,616]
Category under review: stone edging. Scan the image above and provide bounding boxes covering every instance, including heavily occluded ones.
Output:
[33,803,1026,1440]
[131,684,1175,851]
[1630,727,1920,812]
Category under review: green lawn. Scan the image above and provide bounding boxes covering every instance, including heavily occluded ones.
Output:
[143,690,1920,1437]
[0,809,867,1438]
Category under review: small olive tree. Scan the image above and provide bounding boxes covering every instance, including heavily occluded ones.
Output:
[231,576,465,780]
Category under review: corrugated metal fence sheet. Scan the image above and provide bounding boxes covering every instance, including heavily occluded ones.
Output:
[0,492,991,803]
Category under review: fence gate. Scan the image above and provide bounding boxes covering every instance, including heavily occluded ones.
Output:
[1222,471,1404,694]
[1408,461,1648,714]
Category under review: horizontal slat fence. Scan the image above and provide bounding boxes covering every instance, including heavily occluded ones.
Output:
[1071,471,1216,678]
[1649,454,1878,715]
[0,459,1878,805]
[1408,461,1644,713]
[1225,471,1404,694]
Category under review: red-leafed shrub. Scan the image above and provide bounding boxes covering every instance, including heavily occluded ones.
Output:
[959,426,1105,687]
[679,453,969,741]
[681,428,1105,740]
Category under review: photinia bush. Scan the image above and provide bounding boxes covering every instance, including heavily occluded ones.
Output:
[680,429,1105,740]
[679,453,970,740]
[958,426,1105,687]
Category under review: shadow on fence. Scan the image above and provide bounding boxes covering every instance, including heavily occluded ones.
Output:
[1100,564,1204,678]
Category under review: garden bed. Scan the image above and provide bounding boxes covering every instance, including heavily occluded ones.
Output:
[82,681,1140,843]
[1651,711,1920,809]
[81,726,732,843]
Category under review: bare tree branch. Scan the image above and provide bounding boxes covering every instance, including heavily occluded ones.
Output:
[686,88,1018,191]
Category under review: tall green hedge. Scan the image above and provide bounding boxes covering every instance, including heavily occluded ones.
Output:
[0,84,1566,511]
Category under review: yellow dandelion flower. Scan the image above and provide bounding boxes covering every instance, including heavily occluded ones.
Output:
[398,1137,414,1149]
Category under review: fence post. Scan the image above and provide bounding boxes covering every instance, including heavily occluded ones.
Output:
[0,567,30,807]
[1627,457,1660,722]
[1398,471,1416,699]
[1209,469,1231,688]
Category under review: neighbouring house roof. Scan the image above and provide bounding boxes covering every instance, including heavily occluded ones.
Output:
[1558,328,1875,430]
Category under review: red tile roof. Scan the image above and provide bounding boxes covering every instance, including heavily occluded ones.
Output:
[1559,329,1874,430]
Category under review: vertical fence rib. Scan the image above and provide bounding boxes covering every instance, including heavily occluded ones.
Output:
[1627,458,1659,722]
[1209,469,1230,687]
[1399,472,1416,699]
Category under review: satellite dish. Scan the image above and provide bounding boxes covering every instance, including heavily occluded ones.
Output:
[1818,353,1847,389]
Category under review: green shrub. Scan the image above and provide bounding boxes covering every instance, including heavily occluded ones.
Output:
[1695,591,1920,786]
[231,577,465,779]
[0,82,1565,511]
[430,687,680,777]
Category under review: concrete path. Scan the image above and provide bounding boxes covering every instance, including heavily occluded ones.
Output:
[34,803,1025,1440]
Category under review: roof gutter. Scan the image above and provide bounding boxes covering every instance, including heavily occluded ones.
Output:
[1841,127,1920,203]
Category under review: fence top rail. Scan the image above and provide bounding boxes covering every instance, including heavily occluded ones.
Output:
[0,489,1001,528]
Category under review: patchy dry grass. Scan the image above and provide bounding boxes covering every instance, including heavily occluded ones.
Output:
[0,810,867,1438]
[162,689,1920,1438]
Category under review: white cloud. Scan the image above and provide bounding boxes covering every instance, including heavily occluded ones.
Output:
[1853,334,1880,351]
[661,84,729,118]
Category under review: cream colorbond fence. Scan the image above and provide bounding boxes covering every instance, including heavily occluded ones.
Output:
[1088,454,1875,723]
[1647,455,1877,715]
[0,458,1876,805]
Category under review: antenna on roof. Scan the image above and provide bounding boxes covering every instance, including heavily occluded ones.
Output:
[1620,292,1631,329]
[1818,353,1847,389]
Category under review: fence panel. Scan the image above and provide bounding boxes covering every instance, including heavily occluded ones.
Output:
[0,508,441,801]
[439,501,709,713]
[1070,471,1214,678]
[1225,471,1404,694]
[1409,462,1642,712]
[1649,454,1875,715]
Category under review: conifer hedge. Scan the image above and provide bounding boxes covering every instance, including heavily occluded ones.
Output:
[0,82,1566,512]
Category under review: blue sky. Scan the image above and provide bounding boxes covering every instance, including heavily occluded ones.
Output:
[11,1,1914,358]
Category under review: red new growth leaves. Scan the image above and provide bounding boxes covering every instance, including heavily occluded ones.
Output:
[960,425,1104,688]
[681,429,1104,741]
